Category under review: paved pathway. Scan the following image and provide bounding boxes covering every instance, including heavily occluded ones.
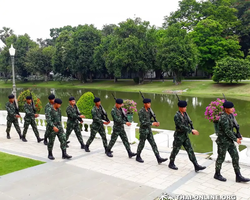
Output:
[0,125,250,200]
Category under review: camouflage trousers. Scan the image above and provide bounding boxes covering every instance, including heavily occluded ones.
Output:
[86,124,107,149]
[6,118,21,135]
[65,121,84,144]
[47,126,67,151]
[23,119,40,139]
[137,128,159,156]
[215,142,240,172]
[107,127,130,151]
[170,136,197,164]
[44,125,49,139]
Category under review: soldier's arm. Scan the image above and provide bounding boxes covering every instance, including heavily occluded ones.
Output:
[174,114,192,133]
[6,103,15,116]
[91,108,103,123]
[139,110,152,127]
[45,106,51,119]
[24,104,35,117]
[46,109,54,127]
[66,106,79,120]
[111,109,125,124]
[222,117,237,142]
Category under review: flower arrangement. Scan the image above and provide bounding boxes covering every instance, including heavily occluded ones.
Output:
[17,89,43,113]
[205,98,237,123]
[122,99,137,114]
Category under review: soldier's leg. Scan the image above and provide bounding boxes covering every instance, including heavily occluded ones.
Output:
[99,126,108,150]
[120,130,137,158]
[214,143,228,181]
[13,119,22,139]
[169,138,183,162]
[57,128,72,159]
[65,122,73,141]
[136,130,147,163]
[31,119,43,142]
[44,126,49,145]
[6,120,12,139]
[227,143,240,173]
[73,124,85,146]
[182,137,197,164]
[22,120,30,141]
[107,130,119,151]
[47,131,56,152]
[86,128,97,147]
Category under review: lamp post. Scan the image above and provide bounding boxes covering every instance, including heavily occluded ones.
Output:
[9,44,16,99]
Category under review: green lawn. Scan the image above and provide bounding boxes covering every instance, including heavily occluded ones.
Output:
[1,79,250,101]
[0,152,45,176]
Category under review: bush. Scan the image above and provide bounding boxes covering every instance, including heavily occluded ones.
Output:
[17,90,43,113]
[133,77,140,84]
[213,57,250,83]
[76,92,95,119]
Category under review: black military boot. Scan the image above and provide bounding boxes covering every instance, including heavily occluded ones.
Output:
[44,137,48,145]
[85,145,90,152]
[104,147,113,153]
[168,161,178,170]
[37,137,44,143]
[127,150,137,158]
[80,142,85,149]
[67,141,70,144]
[235,171,250,183]
[193,162,206,172]
[22,136,27,142]
[105,149,113,157]
[156,154,168,164]
[7,133,11,139]
[136,154,144,163]
[48,151,55,160]
[214,170,227,182]
[62,149,72,159]
[18,132,22,139]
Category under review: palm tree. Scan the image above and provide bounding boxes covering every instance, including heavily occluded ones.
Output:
[0,27,14,44]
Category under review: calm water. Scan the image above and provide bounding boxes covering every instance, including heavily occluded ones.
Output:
[1,87,249,153]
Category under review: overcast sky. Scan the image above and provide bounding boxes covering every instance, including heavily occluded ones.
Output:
[0,0,179,46]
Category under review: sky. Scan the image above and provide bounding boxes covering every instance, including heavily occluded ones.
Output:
[0,0,179,46]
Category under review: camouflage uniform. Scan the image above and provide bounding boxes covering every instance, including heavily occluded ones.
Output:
[107,106,130,151]
[216,112,240,172]
[86,106,107,149]
[65,105,84,145]
[5,102,21,136]
[169,111,197,163]
[136,107,159,156]
[22,103,41,139]
[47,107,67,151]
[44,103,53,139]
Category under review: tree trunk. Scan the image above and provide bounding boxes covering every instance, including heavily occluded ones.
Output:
[155,69,162,79]
[114,77,117,82]
[44,74,48,82]
[89,73,93,83]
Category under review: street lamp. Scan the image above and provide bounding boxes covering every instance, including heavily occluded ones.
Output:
[9,44,16,99]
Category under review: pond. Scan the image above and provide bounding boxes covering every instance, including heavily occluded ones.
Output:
[0,87,249,153]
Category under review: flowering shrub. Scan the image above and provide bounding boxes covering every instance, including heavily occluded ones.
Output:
[17,90,43,113]
[122,99,137,114]
[205,98,237,122]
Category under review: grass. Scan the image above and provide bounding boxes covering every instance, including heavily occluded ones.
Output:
[0,152,45,176]
[1,79,250,101]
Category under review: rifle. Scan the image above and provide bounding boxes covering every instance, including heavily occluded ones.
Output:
[139,91,158,122]
[111,93,129,122]
[92,92,110,122]
[75,104,83,123]
[175,94,194,129]
[222,93,242,139]
[30,92,36,114]
[13,97,20,116]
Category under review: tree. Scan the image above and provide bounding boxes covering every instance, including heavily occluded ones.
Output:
[4,34,37,80]
[50,25,76,42]
[0,47,11,82]
[213,57,250,83]
[102,24,117,36]
[0,27,14,44]
[69,24,101,82]
[191,19,243,73]
[157,23,199,83]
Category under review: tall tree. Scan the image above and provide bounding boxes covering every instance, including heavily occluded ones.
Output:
[157,23,199,83]
[0,27,14,44]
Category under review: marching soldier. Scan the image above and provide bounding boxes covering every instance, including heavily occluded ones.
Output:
[105,98,137,158]
[22,96,44,143]
[85,97,110,152]
[44,94,55,145]
[136,98,168,164]
[65,97,85,149]
[169,100,206,172]
[47,98,72,160]
[214,101,250,182]
[5,94,22,139]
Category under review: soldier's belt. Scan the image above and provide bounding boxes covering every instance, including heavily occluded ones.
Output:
[53,122,61,126]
